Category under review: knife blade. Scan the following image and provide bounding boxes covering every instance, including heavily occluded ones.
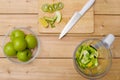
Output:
[59,0,95,39]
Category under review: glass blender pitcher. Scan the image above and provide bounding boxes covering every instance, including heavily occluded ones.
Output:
[73,34,115,79]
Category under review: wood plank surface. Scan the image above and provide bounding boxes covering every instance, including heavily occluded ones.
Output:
[94,15,120,35]
[0,0,38,13]
[0,15,38,35]
[95,0,120,14]
[0,0,120,80]
[0,36,119,58]
[0,59,119,80]
[38,0,94,34]
[0,15,120,36]
[0,0,119,14]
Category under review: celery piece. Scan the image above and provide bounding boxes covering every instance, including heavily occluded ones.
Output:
[44,17,55,22]
[49,22,55,28]
[94,58,98,67]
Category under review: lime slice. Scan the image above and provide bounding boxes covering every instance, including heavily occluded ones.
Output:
[55,11,62,23]
[39,18,48,28]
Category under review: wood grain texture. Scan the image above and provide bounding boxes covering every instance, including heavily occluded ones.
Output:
[0,15,38,35]
[95,0,120,14]
[94,15,120,36]
[0,0,119,80]
[0,36,119,58]
[0,59,119,80]
[0,0,119,14]
[0,0,38,13]
[0,15,120,36]
[38,0,94,34]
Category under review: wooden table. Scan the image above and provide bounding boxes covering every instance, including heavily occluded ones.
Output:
[0,0,120,80]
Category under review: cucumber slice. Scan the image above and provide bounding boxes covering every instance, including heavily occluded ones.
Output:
[55,11,62,23]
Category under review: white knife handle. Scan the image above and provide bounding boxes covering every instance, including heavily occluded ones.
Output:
[79,0,95,15]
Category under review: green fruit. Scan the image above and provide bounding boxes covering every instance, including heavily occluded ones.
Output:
[10,29,25,41]
[4,42,17,56]
[25,34,37,49]
[13,37,27,51]
[17,49,32,62]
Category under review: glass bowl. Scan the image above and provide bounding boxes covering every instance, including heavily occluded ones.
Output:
[73,39,112,79]
[2,27,40,64]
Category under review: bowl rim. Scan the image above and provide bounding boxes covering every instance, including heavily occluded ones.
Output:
[2,27,40,64]
[73,38,112,79]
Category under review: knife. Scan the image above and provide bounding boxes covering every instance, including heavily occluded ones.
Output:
[59,0,95,39]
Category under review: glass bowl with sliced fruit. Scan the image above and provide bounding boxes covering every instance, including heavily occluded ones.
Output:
[73,38,112,79]
[2,27,40,64]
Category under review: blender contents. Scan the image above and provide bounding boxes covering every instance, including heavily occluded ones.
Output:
[75,44,99,69]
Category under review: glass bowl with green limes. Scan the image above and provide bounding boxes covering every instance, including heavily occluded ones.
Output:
[73,35,115,79]
[2,27,40,64]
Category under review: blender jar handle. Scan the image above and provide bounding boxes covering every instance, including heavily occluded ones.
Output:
[102,34,115,49]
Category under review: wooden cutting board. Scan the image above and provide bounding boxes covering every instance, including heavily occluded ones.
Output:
[38,0,94,34]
